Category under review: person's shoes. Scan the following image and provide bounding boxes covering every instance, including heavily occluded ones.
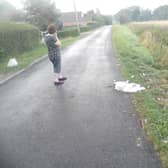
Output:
[54,80,64,85]
[58,77,67,81]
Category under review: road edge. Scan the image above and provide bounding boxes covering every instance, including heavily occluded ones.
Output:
[0,55,48,86]
[0,27,103,86]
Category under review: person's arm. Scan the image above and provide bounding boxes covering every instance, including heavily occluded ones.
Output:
[55,32,61,47]
[44,35,56,48]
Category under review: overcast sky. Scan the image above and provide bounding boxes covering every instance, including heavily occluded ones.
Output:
[6,0,168,15]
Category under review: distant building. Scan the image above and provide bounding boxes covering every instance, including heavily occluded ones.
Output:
[60,12,93,27]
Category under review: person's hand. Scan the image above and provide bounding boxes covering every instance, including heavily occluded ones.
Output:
[54,32,61,47]
[55,39,61,47]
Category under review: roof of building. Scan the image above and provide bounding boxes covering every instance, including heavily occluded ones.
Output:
[60,12,92,24]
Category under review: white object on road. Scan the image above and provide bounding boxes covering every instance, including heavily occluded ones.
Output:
[114,81,145,93]
[7,58,18,67]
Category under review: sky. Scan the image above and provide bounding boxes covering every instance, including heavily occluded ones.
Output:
[6,0,168,15]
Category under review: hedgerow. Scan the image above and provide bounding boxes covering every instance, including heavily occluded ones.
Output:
[0,21,40,58]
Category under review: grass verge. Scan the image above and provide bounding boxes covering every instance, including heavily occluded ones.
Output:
[112,25,168,168]
[0,34,87,76]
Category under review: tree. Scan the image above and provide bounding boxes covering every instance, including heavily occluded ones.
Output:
[139,9,152,21]
[130,6,140,21]
[24,0,61,31]
[119,14,129,24]
[96,8,101,16]
[103,15,112,25]
[0,0,16,20]
[115,9,131,24]
[153,5,168,20]
[56,19,63,30]
[87,9,106,25]
[10,10,27,22]
[115,6,142,23]
[85,10,95,20]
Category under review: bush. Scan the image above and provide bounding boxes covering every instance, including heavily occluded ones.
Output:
[0,48,4,59]
[58,28,80,38]
[80,23,102,32]
[58,23,101,38]
[80,26,91,32]
[0,21,40,58]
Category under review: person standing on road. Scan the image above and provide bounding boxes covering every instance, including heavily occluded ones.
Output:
[44,24,67,85]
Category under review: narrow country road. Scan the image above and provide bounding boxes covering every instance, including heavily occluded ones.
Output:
[0,26,161,168]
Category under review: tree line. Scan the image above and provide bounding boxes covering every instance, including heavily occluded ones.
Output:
[115,5,168,24]
[0,0,112,31]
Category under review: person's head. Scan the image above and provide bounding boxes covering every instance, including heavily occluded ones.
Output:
[47,24,56,34]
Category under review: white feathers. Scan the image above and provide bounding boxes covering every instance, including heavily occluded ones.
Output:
[114,81,145,93]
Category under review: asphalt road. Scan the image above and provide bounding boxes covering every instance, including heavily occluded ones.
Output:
[0,26,161,168]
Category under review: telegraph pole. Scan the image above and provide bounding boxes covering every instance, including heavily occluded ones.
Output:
[73,0,80,34]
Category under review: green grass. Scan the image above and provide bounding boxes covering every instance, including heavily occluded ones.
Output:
[0,34,86,75]
[0,44,47,73]
[112,25,168,168]
[61,34,86,48]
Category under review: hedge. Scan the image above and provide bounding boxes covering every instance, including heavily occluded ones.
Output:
[0,21,40,58]
[80,23,102,33]
[80,26,91,33]
[58,28,80,38]
[57,23,101,38]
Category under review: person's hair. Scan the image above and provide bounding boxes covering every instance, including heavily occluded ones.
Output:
[47,24,56,34]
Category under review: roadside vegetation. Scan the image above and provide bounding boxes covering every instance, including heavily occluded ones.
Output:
[0,0,111,79]
[0,44,46,74]
[112,25,168,168]
[129,21,168,68]
[0,24,90,75]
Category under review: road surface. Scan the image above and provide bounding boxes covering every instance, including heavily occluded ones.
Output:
[0,26,161,168]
